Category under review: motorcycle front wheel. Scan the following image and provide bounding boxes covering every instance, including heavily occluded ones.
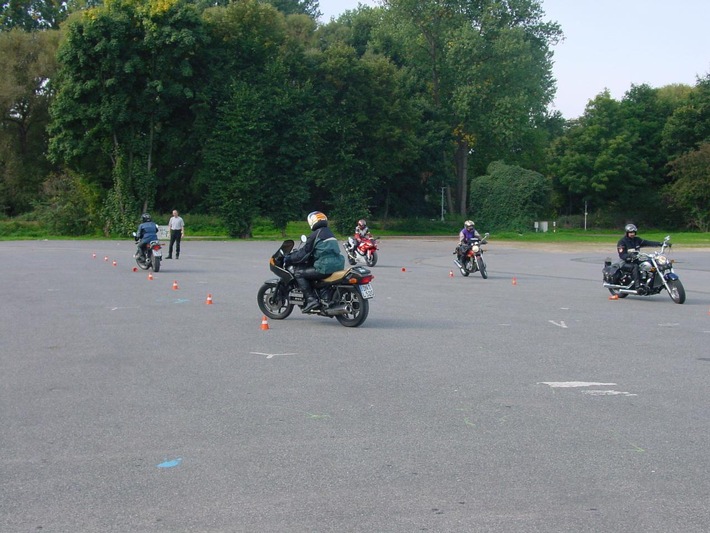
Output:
[667,279,686,304]
[476,256,487,279]
[152,255,161,272]
[335,287,369,327]
[257,284,294,319]
[365,251,378,267]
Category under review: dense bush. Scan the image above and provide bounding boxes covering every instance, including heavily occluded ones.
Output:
[469,161,551,232]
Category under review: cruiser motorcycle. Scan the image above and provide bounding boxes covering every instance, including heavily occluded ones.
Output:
[454,233,489,278]
[344,236,379,267]
[602,236,685,303]
[258,239,375,327]
[132,232,162,272]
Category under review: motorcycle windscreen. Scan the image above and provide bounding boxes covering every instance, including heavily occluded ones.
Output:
[272,240,295,266]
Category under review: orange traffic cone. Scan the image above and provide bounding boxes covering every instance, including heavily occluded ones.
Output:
[401,267,406,272]
[148,273,153,280]
[104,256,109,262]
[92,253,96,259]
[132,267,138,272]
[512,276,517,285]
[172,280,179,290]
[112,261,117,266]
[609,294,619,300]
[260,315,270,330]
[449,270,454,277]
[205,294,213,305]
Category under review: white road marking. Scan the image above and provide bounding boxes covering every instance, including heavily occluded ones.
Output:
[582,390,637,396]
[539,382,617,388]
[549,320,567,328]
[250,352,297,359]
[658,323,680,327]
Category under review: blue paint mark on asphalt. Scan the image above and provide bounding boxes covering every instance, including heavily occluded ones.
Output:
[157,457,182,468]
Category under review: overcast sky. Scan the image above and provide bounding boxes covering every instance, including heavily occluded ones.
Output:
[317,0,710,118]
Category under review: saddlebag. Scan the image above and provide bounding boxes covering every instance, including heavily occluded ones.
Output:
[602,260,622,283]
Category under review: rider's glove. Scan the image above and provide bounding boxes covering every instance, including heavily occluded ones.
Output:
[667,243,672,248]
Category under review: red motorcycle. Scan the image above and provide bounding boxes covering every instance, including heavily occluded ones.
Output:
[344,236,379,267]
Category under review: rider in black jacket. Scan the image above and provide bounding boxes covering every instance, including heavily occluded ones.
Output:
[617,223,664,290]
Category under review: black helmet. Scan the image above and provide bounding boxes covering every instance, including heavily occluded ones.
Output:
[624,223,637,235]
[141,213,152,223]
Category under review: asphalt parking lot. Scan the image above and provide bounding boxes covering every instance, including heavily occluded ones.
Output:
[1,238,709,532]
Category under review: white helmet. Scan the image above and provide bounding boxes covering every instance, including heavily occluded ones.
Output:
[307,211,328,229]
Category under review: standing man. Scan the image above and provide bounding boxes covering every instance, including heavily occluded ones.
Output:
[167,209,185,259]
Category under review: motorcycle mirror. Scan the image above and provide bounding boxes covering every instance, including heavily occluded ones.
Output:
[300,235,307,243]
[131,231,137,237]
[664,235,671,241]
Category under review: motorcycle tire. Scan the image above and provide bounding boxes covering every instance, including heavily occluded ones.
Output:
[667,279,686,304]
[136,255,149,270]
[335,287,369,327]
[365,251,378,267]
[476,256,487,279]
[348,255,357,265]
[257,284,294,319]
[153,255,161,272]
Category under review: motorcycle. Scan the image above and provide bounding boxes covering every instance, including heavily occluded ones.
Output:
[344,235,379,267]
[132,232,162,272]
[258,239,375,327]
[453,233,489,278]
[602,236,685,303]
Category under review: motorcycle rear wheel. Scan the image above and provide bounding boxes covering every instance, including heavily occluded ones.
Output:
[257,284,294,319]
[476,256,487,279]
[153,255,161,272]
[365,251,378,267]
[335,288,369,327]
[136,255,149,270]
[667,279,686,304]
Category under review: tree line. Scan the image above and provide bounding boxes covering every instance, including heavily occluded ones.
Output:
[1,0,708,236]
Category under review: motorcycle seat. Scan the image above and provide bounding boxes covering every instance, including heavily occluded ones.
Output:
[321,270,349,282]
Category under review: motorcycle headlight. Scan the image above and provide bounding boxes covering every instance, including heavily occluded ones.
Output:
[471,245,480,253]
[656,255,668,266]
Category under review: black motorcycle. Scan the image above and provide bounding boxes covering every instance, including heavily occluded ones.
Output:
[257,239,374,327]
[132,232,162,272]
[603,236,685,303]
[454,233,489,278]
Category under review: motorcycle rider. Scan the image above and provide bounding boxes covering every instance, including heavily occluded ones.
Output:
[617,223,664,292]
[285,211,345,313]
[135,213,159,258]
[454,220,482,268]
[347,218,372,258]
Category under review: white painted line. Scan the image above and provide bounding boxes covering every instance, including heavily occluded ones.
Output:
[549,320,567,328]
[539,381,617,388]
[581,390,637,397]
[250,352,297,359]
[658,323,680,327]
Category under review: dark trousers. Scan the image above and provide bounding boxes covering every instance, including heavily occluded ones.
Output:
[293,265,327,298]
[621,261,640,286]
[169,230,182,257]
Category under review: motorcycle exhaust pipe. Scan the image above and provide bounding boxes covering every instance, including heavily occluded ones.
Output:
[323,303,350,316]
[603,282,639,295]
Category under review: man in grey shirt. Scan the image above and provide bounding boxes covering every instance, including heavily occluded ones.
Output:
[167,209,185,259]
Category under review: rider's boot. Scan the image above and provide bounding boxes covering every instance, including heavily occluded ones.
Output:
[296,276,320,313]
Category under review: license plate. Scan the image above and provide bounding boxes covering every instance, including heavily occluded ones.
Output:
[360,283,374,299]
[153,250,162,257]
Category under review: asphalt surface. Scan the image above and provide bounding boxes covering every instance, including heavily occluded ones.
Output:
[1,238,709,532]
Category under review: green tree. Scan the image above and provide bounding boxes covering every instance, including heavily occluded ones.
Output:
[0,28,59,215]
[48,0,208,226]
[662,74,710,158]
[665,142,710,231]
[379,0,561,216]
